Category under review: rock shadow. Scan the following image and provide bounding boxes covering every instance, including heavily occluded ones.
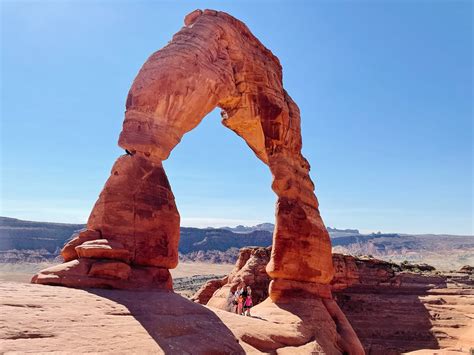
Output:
[87,288,245,354]
[335,284,445,354]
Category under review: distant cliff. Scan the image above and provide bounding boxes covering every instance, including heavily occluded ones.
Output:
[1,216,472,268]
[0,217,273,263]
[0,217,84,253]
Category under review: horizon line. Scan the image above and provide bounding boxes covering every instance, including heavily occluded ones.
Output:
[1,215,472,237]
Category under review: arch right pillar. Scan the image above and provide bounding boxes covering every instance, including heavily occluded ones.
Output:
[221,89,335,300]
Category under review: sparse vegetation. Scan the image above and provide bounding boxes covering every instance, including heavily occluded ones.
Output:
[174,274,226,298]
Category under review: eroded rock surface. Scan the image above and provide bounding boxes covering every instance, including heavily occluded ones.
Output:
[194,247,474,354]
[0,282,362,354]
[33,9,333,292]
[334,259,474,354]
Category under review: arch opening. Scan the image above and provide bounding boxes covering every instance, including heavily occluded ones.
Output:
[163,107,275,231]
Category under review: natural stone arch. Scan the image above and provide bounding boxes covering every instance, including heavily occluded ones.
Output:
[33,9,334,297]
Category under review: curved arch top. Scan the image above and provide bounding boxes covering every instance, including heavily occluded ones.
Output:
[33,9,334,293]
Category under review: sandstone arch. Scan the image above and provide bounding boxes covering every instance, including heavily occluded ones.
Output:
[33,9,334,298]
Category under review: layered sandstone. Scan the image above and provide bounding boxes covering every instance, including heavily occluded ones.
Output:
[193,248,474,354]
[332,256,474,354]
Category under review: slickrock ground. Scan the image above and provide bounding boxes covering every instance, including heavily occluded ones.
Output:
[1,282,242,354]
[1,256,472,354]
[1,282,351,354]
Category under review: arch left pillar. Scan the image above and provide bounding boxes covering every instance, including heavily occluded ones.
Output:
[30,153,180,289]
[32,11,237,289]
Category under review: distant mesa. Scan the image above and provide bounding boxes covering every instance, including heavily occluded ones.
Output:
[1,216,472,269]
[220,223,276,234]
[327,226,360,234]
[220,223,360,235]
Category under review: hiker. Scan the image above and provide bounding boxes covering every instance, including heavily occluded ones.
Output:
[238,283,246,315]
[232,287,242,314]
[243,286,253,316]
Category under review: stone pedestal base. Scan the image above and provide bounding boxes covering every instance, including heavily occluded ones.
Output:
[252,296,365,355]
[31,259,172,290]
[264,279,365,354]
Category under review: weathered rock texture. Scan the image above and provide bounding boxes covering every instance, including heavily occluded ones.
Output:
[33,9,333,293]
[193,248,474,354]
[332,256,474,354]
[1,282,364,354]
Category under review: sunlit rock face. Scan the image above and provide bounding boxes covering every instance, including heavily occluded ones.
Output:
[33,9,334,291]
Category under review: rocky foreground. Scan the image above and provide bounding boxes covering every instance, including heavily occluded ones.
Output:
[1,253,472,354]
[1,281,357,354]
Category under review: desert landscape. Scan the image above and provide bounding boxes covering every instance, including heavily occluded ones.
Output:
[2,248,473,354]
[1,3,472,355]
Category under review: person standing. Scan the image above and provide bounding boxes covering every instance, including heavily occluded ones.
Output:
[237,286,245,315]
[233,286,242,314]
[243,286,253,316]
[239,284,248,316]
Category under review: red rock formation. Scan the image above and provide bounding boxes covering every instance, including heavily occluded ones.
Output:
[33,155,178,289]
[193,248,365,353]
[190,276,228,305]
[33,9,333,293]
[31,9,362,353]
[193,247,271,309]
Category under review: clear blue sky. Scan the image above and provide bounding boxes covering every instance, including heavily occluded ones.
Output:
[1,1,472,235]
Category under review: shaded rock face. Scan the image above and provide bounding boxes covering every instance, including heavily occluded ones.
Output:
[333,259,474,354]
[195,248,474,354]
[192,247,271,309]
[33,9,333,292]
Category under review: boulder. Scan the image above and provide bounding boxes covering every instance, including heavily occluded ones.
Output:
[75,239,131,263]
[191,277,227,305]
[61,229,101,262]
[32,258,172,290]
